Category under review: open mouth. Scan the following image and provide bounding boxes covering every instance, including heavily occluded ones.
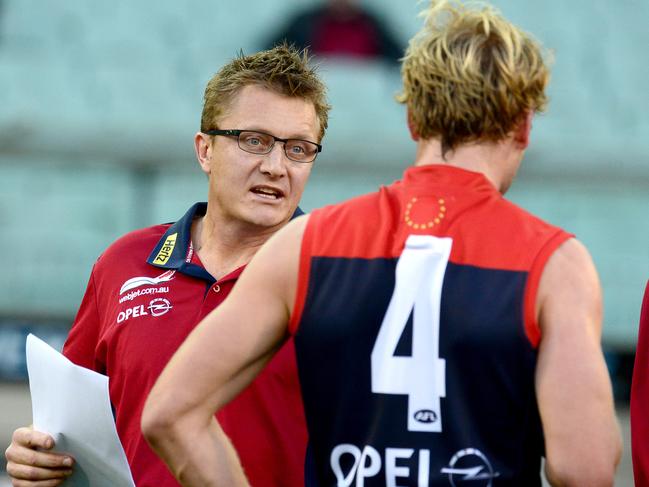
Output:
[250,185,285,200]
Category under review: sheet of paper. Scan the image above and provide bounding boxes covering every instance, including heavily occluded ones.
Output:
[26,333,135,487]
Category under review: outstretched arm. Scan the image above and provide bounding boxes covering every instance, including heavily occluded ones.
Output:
[141,215,308,487]
[535,238,621,487]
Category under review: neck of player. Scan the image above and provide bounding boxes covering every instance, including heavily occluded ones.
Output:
[413,134,526,195]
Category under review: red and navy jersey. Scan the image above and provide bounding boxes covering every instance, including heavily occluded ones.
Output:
[64,203,308,487]
[631,280,649,487]
[290,165,572,486]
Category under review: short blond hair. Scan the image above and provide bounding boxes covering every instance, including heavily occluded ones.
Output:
[397,0,551,155]
[201,44,330,141]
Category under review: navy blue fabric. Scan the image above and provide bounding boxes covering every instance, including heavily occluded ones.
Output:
[146,203,305,284]
[296,256,543,486]
[146,202,214,281]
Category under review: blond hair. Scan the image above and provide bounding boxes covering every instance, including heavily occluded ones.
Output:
[201,44,330,141]
[397,0,551,155]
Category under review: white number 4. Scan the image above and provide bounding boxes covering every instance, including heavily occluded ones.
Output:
[371,235,452,433]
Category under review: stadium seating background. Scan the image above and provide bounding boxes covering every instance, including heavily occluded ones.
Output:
[1,0,647,347]
[0,0,645,483]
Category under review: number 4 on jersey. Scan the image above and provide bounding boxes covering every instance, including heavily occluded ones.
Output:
[371,235,452,433]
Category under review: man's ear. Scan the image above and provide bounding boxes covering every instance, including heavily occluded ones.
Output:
[407,109,420,141]
[194,132,212,175]
[513,111,534,149]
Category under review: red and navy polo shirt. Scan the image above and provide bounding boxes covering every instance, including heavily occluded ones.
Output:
[64,202,308,487]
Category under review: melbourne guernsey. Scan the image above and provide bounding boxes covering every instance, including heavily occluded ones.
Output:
[290,165,572,486]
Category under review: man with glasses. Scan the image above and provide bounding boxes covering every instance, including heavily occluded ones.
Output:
[5,44,329,487]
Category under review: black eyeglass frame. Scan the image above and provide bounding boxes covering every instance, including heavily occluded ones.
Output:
[203,129,322,163]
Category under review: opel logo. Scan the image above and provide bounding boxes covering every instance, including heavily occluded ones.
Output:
[148,298,172,317]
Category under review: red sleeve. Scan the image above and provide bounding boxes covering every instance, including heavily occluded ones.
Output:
[288,212,317,335]
[62,266,106,374]
[632,280,649,487]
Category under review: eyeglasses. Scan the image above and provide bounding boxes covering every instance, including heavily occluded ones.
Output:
[204,129,322,163]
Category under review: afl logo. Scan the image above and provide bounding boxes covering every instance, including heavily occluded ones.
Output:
[440,448,500,486]
[414,409,438,424]
[148,298,172,317]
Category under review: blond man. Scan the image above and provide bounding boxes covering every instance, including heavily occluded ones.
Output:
[143,2,621,486]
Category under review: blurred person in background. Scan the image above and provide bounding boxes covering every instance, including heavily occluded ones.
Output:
[631,280,649,486]
[4,43,329,487]
[142,1,621,486]
[265,0,404,64]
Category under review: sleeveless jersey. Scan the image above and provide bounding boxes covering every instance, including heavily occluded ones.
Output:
[290,165,572,487]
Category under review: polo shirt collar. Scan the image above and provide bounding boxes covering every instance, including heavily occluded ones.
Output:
[147,202,206,269]
[146,203,305,270]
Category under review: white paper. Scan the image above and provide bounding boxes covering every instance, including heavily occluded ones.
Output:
[26,334,135,487]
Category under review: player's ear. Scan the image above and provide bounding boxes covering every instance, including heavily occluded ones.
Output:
[194,132,212,175]
[407,109,420,141]
[513,111,533,149]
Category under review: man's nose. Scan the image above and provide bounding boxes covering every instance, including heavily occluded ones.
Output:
[259,143,288,177]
